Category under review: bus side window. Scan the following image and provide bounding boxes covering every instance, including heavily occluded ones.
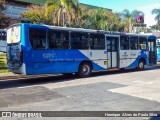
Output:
[2,31,6,41]
[120,36,129,50]
[29,28,47,49]
[48,30,69,49]
[130,36,138,50]
[90,33,105,50]
[139,37,147,50]
[71,32,89,49]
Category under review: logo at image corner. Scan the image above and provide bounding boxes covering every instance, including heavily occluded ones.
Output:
[136,15,144,23]
[2,112,12,117]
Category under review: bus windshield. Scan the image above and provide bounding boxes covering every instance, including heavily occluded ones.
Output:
[7,26,21,44]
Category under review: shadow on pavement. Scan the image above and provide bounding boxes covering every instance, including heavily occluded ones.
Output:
[0,66,160,89]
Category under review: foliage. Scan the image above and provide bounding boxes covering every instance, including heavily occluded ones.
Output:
[21,5,51,24]
[20,1,144,32]
[119,9,144,32]
[152,8,160,24]
[45,0,81,27]
[0,0,11,28]
[0,53,7,69]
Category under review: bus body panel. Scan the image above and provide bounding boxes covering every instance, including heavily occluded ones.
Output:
[128,50,149,68]
[24,49,107,75]
[80,50,107,70]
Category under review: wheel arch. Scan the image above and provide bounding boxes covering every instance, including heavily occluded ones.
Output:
[139,57,146,65]
[78,60,93,71]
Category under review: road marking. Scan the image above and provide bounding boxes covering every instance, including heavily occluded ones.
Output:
[133,80,153,85]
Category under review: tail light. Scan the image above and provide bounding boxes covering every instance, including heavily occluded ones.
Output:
[19,51,23,64]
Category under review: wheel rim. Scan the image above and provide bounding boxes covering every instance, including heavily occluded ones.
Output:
[139,62,144,68]
[82,65,90,75]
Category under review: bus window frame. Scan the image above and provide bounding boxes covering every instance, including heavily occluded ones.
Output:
[120,35,130,50]
[139,36,147,50]
[70,31,89,50]
[89,33,105,50]
[48,29,70,50]
[130,36,139,50]
[29,28,47,50]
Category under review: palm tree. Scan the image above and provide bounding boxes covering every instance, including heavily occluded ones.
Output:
[88,8,107,30]
[120,9,132,32]
[120,9,144,32]
[152,8,160,24]
[45,0,81,27]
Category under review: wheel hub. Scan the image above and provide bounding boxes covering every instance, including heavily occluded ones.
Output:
[82,65,90,75]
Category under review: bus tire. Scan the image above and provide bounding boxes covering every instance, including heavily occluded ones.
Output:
[78,62,92,78]
[137,60,145,70]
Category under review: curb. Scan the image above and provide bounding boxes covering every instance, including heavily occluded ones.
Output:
[0,73,60,80]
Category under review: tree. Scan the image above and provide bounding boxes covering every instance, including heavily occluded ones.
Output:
[87,8,107,30]
[21,4,60,25]
[0,0,10,28]
[152,8,160,24]
[81,8,124,31]
[120,9,144,32]
[45,0,81,27]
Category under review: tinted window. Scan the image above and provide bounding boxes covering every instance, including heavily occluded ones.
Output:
[90,34,105,50]
[49,30,69,49]
[29,28,47,49]
[0,31,6,41]
[106,37,118,52]
[130,36,139,50]
[139,37,147,50]
[120,36,129,50]
[2,31,6,41]
[71,32,89,49]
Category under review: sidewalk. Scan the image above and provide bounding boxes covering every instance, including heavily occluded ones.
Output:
[0,72,60,80]
[0,72,21,80]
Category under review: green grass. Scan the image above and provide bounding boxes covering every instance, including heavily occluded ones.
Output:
[0,53,8,73]
[0,69,9,73]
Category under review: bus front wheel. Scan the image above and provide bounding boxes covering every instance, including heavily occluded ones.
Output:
[137,60,145,70]
[78,62,92,78]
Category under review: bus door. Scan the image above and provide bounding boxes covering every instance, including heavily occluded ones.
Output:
[148,38,156,64]
[119,36,131,68]
[106,35,119,68]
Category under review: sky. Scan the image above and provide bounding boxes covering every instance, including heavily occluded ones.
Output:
[79,0,160,27]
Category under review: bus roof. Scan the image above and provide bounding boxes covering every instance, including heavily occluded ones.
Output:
[7,23,157,39]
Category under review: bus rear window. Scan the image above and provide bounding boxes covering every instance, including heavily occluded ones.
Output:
[7,26,21,44]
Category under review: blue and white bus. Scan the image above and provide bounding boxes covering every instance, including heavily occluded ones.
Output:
[0,29,7,52]
[6,23,157,77]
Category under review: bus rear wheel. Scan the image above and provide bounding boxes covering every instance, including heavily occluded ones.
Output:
[137,60,145,70]
[78,62,92,78]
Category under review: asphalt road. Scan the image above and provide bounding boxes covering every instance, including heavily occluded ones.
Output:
[0,66,160,120]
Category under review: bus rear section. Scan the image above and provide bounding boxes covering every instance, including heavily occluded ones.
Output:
[6,25,25,74]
